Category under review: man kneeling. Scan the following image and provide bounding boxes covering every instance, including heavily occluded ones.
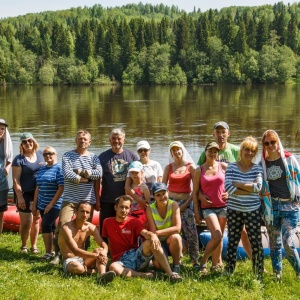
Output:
[102,195,182,283]
[58,201,115,285]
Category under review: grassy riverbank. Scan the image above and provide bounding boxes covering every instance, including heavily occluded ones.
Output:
[0,232,299,300]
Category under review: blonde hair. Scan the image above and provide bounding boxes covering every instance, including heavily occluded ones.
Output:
[43,146,57,154]
[76,129,91,141]
[239,136,258,159]
[19,138,39,155]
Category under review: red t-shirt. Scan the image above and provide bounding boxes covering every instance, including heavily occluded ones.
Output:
[102,216,144,261]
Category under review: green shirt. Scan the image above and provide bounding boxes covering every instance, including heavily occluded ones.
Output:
[197,143,240,165]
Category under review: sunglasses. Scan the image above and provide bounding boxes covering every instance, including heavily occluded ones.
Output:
[43,152,55,157]
[264,140,277,146]
[21,138,34,145]
[138,148,149,153]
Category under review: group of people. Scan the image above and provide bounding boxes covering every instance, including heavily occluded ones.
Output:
[0,118,300,285]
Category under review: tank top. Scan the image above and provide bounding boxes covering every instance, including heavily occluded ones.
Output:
[200,163,226,209]
[168,163,191,193]
[150,199,173,241]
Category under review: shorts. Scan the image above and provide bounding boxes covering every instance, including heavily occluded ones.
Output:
[16,191,34,213]
[63,257,85,274]
[202,207,227,219]
[160,240,171,257]
[116,244,152,271]
[0,189,8,211]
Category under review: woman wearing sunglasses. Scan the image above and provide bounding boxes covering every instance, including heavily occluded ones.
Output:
[261,130,300,281]
[32,146,64,261]
[12,133,44,254]
[125,140,163,208]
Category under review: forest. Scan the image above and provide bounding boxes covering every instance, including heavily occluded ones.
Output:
[1,1,300,85]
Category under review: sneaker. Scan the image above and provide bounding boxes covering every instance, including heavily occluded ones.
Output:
[49,255,60,265]
[274,272,282,282]
[172,265,181,274]
[97,271,116,285]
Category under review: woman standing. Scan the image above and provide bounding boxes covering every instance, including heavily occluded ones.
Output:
[193,142,228,273]
[32,146,64,260]
[12,133,44,253]
[0,119,13,235]
[125,140,163,203]
[225,136,264,279]
[162,141,199,269]
[261,130,300,280]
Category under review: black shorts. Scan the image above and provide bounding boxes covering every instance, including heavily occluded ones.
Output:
[16,191,35,213]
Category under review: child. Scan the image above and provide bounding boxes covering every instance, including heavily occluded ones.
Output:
[127,161,150,228]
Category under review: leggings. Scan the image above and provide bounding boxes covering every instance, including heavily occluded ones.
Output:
[226,208,264,277]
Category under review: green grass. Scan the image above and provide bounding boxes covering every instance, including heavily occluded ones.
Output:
[1,232,299,300]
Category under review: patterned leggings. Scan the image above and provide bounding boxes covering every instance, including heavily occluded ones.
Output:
[226,208,264,277]
[266,209,300,275]
[179,201,199,263]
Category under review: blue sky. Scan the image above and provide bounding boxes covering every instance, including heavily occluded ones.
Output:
[0,1,295,18]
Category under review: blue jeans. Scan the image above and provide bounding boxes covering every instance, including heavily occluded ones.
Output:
[267,207,300,275]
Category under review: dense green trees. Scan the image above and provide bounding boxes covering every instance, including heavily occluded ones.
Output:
[1,2,300,85]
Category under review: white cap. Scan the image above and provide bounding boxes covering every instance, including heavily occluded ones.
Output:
[136,140,150,151]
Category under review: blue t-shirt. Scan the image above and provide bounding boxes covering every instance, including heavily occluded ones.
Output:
[99,148,138,203]
[12,151,44,192]
[36,163,64,210]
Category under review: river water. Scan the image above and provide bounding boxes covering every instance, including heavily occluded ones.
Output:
[1,84,300,187]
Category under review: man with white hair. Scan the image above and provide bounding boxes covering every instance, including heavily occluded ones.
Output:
[98,128,138,235]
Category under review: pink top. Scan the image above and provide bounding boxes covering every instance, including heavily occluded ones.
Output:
[168,163,192,193]
[200,163,226,209]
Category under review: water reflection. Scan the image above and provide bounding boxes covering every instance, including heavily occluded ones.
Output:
[1,84,300,177]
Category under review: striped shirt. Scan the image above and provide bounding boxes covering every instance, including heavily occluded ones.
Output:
[62,150,102,204]
[150,199,173,241]
[36,163,64,210]
[225,162,263,212]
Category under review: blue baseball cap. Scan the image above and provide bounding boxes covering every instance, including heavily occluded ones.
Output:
[152,182,168,194]
[128,161,143,172]
[20,132,34,141]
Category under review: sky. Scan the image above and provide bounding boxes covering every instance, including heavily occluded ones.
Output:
[0,0,295,19]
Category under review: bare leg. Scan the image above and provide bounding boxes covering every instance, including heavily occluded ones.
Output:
[42,232,53,254]
[30,214,40,249]
[211,217,226,266]
[166,234,182,266]
[241,226,252,260]
[0,212,3,235]
[19,212,33,247]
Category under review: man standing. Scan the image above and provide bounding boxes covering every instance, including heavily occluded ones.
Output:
[197,121,252,260]
[98,128,138,234]
[102,195,182,282]
[51,129,102,264]
[197,121,239,165]
[58,201,115,285]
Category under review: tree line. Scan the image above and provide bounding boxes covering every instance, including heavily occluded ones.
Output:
[0,1,300,85]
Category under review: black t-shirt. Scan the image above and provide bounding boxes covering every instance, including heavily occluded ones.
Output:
[99,148,138,203]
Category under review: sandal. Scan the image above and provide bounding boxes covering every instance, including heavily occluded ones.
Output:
[199,264,208,275]
[20,246,28,254]
[172,264,181,274]
[40,253,53,261]
[193,263,201,270]
[30,247,40,254]
[170,272,182,283]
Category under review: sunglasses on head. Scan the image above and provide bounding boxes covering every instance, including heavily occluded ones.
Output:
[21,138,33,145]
[264,140,277,146]
[138,148,149,153]
[43,152,55,157]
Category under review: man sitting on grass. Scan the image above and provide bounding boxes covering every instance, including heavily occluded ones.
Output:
[102,195,182,283]
[58,201,115,285]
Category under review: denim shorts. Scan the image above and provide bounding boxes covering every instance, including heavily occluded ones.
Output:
[202,207,227,219]
[116,244,153,271]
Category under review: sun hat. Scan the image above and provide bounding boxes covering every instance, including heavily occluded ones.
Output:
[0,118,8,127]
[20,132,34,141]
[169,141,183,150]
[152,182,168,194]
[136,140,150,151]
[205,142,220,151]
[213,121,229,130]
[128,161,143,172]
